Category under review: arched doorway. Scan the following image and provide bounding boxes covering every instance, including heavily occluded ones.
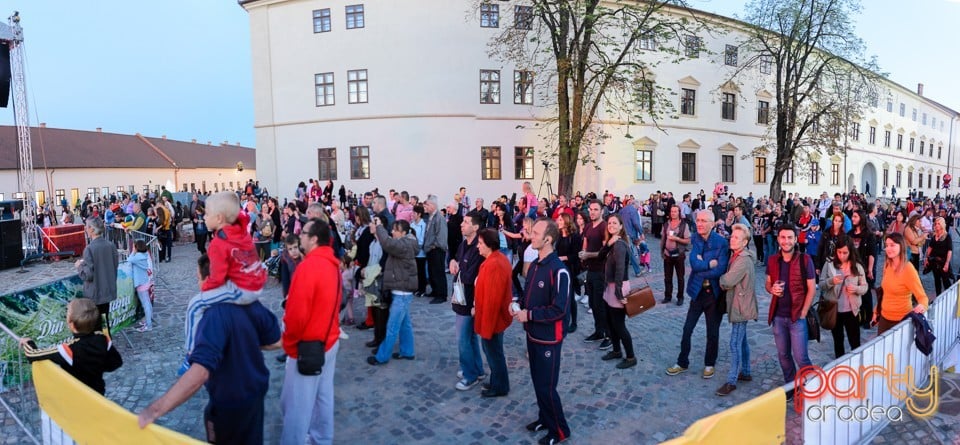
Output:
[861,163,877,197]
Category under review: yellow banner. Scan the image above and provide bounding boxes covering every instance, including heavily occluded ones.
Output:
[32,361,203,444]
[661,387,786,445]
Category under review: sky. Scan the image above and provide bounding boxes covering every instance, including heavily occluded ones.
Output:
[0,0,958,148]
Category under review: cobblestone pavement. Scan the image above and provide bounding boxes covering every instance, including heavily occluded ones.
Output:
[1,235,959,444]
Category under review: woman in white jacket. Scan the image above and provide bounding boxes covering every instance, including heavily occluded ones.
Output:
[819,237,868,358]
[128,240,154,332]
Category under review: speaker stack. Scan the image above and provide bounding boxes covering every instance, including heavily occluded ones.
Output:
[0,220,23,269]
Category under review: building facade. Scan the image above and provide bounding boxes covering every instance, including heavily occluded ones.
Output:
[0,125,257,206]
[241,0,958,203]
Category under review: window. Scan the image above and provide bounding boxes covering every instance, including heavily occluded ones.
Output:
[932,117,936,128]
[636,80,654,113]
[345,4,364,29]
[937,175,941,189]
[920,140,925,155]
[514,147,534,180]
[884,130,891,148]
[100,187,109,200]
[922,113,927,125]
[515,5,533,30]
[681,153,697,181]
[480,70,500,104]
[760,55,772,74]
[481,146,501,180]
[315,72,335,106]
[831,163,840,186]
[639,30,656,51]
[886,100,893,113]
[116,186,124,194]
[180,184,186,193]
[70,188,79,205]
[190,183,196,192]
[909,137,915,152]
[868,126,876,144]
[721,155,734,183]
[514,70,534,105]
[318,148,337,181]
[868,92,878,108]
[635,150,653,181]
[918,174,923,189]
[757,101,769,124]
[55,189,65,204]
[347,69,368,104]
[13,192,25,200]
[350,146,370,179]
[202,181,207,193]
[928,174,932,189]
[313,9,331,33]
[883,168,889,187]
[897,134,903,150]
[680,88,696,116]
[724,45,738,66]
[899,103,905,117]
[896,170,902,187]
[684,35,701,58]
[783,161,795,184]
[938,145,942,159]
[754,157,767,183]
[480,3,499,28]
[128,185,135,193]
[851,123,860,141]
[810,162,819,185]
[908,172,913,188]
[912,108,917,121]
[722,93,736,120]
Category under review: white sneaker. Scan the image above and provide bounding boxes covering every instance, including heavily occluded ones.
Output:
[457,370,486,380]
[455,378,480,391]
[339,331,349,340]
[587,308,593,314]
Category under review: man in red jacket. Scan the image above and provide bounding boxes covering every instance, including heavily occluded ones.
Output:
[280,218,342,445]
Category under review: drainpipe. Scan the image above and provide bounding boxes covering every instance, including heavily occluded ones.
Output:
[136,133,180,188]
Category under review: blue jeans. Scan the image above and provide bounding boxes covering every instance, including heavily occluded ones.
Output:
[726,321,751,385]
[375,292,415,363]
[481,333,509,394]
[456,314,484,381]
[772,316,813,383]
[676,288,721,368]
[764,234,777,261]
[627,242,642,275]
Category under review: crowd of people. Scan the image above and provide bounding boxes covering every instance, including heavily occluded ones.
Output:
[18,175,955,444]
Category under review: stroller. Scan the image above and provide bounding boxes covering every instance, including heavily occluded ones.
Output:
[264,248,281,278]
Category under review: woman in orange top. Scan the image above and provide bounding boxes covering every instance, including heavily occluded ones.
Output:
[875,233,928,335]
[473,228,514,398]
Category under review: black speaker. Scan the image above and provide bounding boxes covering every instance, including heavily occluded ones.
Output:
[0,44,9,108]
[0,219,21,247]
[0,244,22,269]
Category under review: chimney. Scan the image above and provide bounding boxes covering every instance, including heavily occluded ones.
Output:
[207,141,212,146]
[162,135,166,140]
[96,127,102,133]
[191,139,197,143]
[39,122,46,128]
[918,83,924,96]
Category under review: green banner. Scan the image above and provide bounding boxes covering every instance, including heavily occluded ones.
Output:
[0,262,139,388]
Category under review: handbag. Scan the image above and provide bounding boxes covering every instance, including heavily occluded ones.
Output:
[806,309,821,343]
[817,296,837,330]
[451,274,466,305]
[297,275,342,376]
[624,276,656,317]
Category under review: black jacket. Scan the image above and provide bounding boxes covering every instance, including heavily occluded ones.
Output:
[520,252,570,345]
[24,332,123,395]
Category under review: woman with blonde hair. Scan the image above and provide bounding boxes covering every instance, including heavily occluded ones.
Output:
[924,217,953,295]
[598,214,636,369]
[903,214,926,272]
[875,233,928,335]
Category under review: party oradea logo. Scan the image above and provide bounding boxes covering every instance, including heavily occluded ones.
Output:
[794,353,938,422]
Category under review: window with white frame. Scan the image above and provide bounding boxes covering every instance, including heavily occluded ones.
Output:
[514,147,534,180]
[883,130,891,148]
[350,146,370,179]
[639,30,656,51]
[897,134,903,150]
[481,146,501,180]
[868,126,876,144]
[318,148,337,181]
[514,5,533,30]
[851,122,860,141]
[721,155,734,183]
[760,55,772,74]
[883,168,889,187]
[896,170,902,187]
[684,35,701,58]
[831,163,840,185]
[810,162,819,185]
[899,103,905,117]
[681,153,696,182]
[757,101,769,124]
[722,93,736,120]
[754,157,767,183]
[784,161,794,184]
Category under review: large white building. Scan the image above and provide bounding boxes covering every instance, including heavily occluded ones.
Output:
[240,0,958,203]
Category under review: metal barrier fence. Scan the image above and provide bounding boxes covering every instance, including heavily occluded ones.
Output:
[800,281,960,443]
[0,321,41,444]
[104,225,161,279]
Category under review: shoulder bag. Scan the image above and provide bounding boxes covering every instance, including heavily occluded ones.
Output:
[625,274,656,317]
[297,275,342,376]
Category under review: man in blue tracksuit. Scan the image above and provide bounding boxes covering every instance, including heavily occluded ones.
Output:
[512,218,572,445]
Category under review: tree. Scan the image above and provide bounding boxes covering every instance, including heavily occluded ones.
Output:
[736,0,881,200]
[477,1,705,198]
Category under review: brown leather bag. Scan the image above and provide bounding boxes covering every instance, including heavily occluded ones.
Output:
[625,283,656,317]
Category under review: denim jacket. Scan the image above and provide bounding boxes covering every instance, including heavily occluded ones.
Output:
[686,231,730,300]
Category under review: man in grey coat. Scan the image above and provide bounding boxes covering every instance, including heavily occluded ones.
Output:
[423,195,449,304]
[76,218,119,331]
